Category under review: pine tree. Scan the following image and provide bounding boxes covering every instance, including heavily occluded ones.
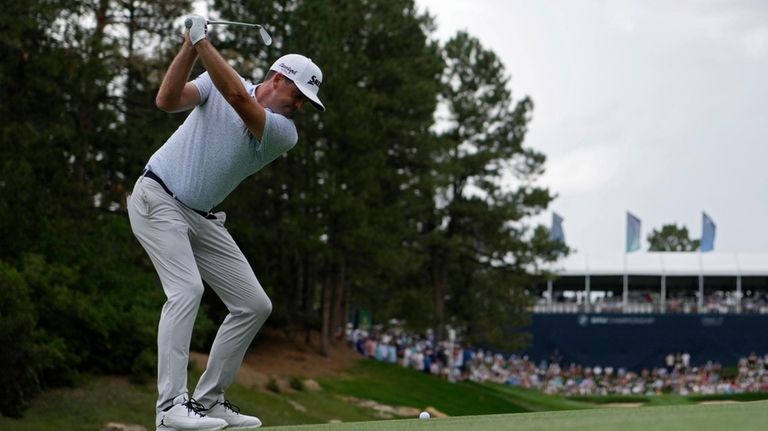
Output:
[212,0,444,350]
[424,32,567,347]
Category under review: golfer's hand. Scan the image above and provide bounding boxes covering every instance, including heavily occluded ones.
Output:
[184,15,207,45]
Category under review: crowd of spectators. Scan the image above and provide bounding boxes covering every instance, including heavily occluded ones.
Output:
[347,322,768,396]
[532,291,768,314]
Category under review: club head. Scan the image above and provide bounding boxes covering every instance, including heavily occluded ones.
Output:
[259,27,272,46]
[196,18,272,46]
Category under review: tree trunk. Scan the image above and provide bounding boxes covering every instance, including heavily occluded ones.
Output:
[431,257,446,341]
[331,258,346,345]
[282,242,296,341]
[320,267,333,356]
[302,253,312,346]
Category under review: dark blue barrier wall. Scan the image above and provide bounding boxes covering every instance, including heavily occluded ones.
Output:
[522,314,768,370]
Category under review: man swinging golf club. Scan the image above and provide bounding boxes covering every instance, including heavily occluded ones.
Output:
[127,15,325,431]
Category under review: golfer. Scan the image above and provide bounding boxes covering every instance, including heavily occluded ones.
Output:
[127,15,324,431]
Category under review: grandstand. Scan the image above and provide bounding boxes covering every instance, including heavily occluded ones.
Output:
[532,252,768,314]
[523,252,768,370]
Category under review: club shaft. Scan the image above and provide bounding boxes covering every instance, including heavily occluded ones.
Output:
[207,19,262,29]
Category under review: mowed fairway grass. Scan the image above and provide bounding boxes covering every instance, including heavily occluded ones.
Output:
[1,358,767,431]
[270,401,768,431]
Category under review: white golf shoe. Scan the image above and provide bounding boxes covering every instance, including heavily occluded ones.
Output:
[156,396,228,431]
[205,400,263,429]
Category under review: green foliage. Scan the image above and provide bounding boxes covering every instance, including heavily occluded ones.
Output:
[647,223,701,251]
[422,31,568,346]
[0,262,39,417]
[0,0,202,415]
[1,0,565,416]
[214,0,446,341]
[289,377,305,391]
[267,378,281,393]
[19,254,87,388]
[212,1,566,350]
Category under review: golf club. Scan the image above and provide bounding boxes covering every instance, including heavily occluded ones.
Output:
[184,18,272,46]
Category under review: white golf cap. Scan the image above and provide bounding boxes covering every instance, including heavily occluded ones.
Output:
[269,54,325,111]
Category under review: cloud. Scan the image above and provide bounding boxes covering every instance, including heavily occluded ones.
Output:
[742,27,768,59]
[417,0,768,252]
[600,0,638,33]
[543,143,624,195]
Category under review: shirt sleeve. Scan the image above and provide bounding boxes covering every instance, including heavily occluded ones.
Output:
[191,72,214,105]
[258,110,299,163]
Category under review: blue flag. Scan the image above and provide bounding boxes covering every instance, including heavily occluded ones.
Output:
[626,212,641,252]
[550,212,565,243]
[701,212,716,252]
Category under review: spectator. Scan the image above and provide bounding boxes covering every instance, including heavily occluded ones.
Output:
[347,321,768,397]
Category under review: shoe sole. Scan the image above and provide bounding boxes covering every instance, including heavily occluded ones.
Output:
[156,426,226,431]
[155,427,225,431]
[157,426,259,431]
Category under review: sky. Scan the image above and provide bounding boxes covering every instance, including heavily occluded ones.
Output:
[416,0,768,254]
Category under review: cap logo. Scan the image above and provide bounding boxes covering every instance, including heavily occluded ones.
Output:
[279,63,298,75]
[307,75,322,87]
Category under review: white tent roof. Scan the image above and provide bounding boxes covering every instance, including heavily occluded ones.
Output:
[548,252,768,277]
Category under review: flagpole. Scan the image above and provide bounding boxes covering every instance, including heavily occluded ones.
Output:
[735,253,742,314]
[623,252,628,312]
[698,249,704,313]
[624,211,639,313]
[659,252,666,313]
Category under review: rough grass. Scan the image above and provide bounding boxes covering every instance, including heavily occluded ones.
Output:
[2,358,767,431]
[318,360,532,416]
[0,377,157,431]
[566,394,651,404]
[483,383,594,411]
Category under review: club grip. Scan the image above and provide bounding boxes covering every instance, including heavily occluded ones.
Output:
[184,18,192,28]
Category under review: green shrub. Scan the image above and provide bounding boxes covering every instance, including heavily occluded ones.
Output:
[19,254,87,387]
[0,261,39,417]
[267,378,281,393]
[130,348,157,385]
[289,377,305,391]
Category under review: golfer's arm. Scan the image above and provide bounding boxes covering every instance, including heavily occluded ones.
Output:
[193,39,266,139]
[155,41,201,113]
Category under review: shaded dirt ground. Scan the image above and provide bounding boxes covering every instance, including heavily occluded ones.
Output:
[245,329,361,377]
[187,330,451,419]
[190,329,361,390]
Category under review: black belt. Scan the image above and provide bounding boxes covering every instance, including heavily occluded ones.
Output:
[142,169,216,220]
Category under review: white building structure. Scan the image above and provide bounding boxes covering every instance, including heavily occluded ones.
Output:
[535,253,768,314]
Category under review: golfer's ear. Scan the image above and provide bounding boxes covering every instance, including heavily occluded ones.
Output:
[272,73,287,88]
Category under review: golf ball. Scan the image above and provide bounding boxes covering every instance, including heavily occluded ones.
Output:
[419,411,430,420]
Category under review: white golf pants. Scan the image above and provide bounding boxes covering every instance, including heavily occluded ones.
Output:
[127,175,272,412]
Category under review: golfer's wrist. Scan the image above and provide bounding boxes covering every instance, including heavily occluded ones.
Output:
[192,38,212,52]
[180,40,198,59]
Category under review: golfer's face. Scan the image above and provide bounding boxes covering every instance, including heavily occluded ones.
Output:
[275,77,306,118]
